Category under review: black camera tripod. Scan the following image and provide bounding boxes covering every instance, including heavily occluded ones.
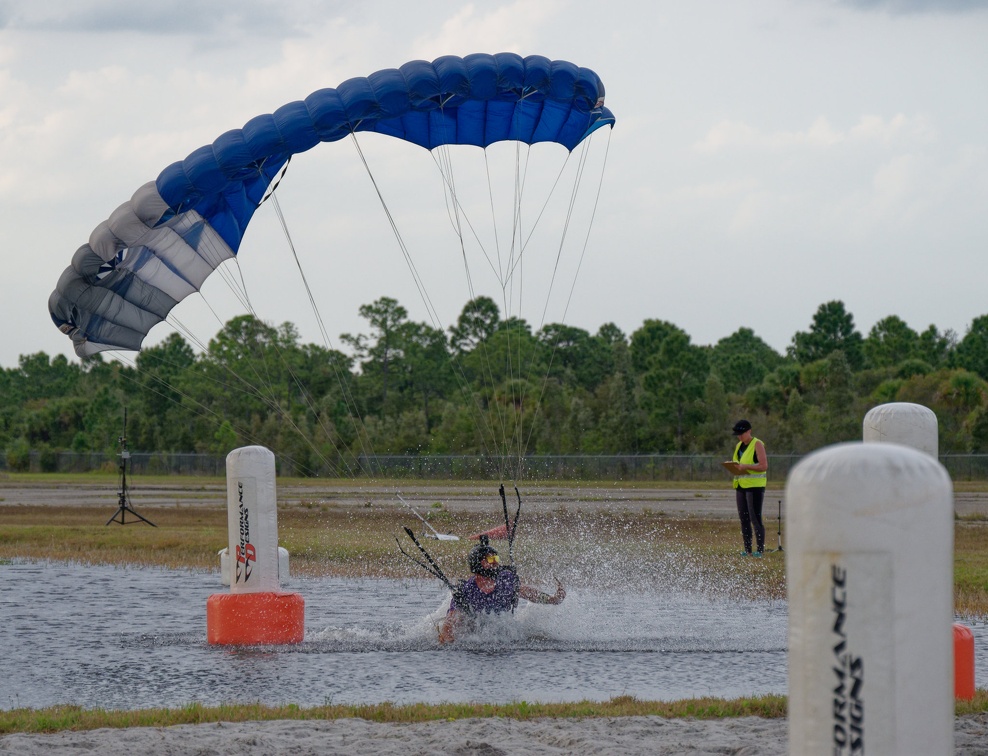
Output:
[106,409,155,527]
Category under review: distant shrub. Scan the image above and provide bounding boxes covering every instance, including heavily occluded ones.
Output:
[5,438,31,472]
[38,445,58,473]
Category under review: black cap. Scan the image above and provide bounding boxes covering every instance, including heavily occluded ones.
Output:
[732,419,752,435]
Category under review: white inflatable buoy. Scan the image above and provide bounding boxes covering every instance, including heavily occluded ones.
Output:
[786,441,953,755]
[863,401,938,458]
[206,446,304,645]
[862,401,975,702]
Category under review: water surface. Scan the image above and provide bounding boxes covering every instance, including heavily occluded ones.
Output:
[1,561,982,711]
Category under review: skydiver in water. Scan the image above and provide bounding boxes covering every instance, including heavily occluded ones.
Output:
[437,536,566,644]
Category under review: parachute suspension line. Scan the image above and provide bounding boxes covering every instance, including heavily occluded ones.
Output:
[428,137,541,482]
[165,313,211,354]
[505,143,533,481]
[434,142,526,480]
[348,134,447,330]
[427,141,578,483]
[435,141,513,469]
[163,231,261,352]
[269,193,333,348]
[430,147,517,291]
[425,146,512,467]
[160,295,314,459]
[164,292,304,445]
[555,130,613,325]
[443,143,533,482]
[161,208,360,477]
[260,156,292,204]
[473,142,540,483]
[498,145,530,481]
[266,191,365,421]
[536,142,590,332]
[502,152,574,284]
[483,149,504,285]
[471,144,530,476]
[484,146,574,470]
[507,141,531,295]
[169,253,256,355]
[482,144,579,483]
[345,123,606,485]
[446,146,512,476]
[516,142,592,463]
[430,142,508,451]
[112,351,333,477]
[350,133,506,468]
[263,190,373,477]
[168,268,283,412]
[213,256,253,313]
[432,142,476,298]
[520,131,614,460]
[144,315,354,479]
[178,279,347,477]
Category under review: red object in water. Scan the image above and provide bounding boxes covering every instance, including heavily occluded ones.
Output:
[954,623,976,700]
[469,524,512,540]
[206,591,305,645]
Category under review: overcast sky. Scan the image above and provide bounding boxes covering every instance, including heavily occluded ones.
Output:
[2,0,987,369]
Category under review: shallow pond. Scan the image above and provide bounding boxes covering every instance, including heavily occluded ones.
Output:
[1,561,984,711]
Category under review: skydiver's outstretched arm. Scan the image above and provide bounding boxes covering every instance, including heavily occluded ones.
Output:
[438,607,463,644]
[518,578,566,605]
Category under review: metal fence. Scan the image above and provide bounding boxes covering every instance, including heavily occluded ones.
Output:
[4,450,988,481]
[351,453,811,482]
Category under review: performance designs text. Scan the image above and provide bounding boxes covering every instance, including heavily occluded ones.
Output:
[235,481,255,583]
[831,564,864,755]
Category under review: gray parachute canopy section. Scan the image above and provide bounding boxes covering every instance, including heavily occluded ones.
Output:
[49,183,234,356]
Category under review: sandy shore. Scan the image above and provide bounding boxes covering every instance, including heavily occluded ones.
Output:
[3,714,988,755]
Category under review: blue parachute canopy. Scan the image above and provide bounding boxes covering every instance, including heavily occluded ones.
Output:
[49,53,614,357]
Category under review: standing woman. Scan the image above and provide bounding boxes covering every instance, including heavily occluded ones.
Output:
[731,419,768,557]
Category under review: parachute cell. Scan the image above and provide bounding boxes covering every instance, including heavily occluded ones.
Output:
[49,52,615,357]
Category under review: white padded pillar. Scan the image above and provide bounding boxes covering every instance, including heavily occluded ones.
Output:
[786,442,953,755]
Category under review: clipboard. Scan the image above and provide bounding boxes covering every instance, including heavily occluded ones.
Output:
[721,461,745,476]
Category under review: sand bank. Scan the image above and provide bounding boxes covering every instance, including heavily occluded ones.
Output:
[3,714,988,755]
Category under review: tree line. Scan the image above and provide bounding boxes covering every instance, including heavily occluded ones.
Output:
[5,297,988,474]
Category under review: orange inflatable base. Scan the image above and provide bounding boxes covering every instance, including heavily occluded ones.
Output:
[206,591,305,645]
[954,622,976,701]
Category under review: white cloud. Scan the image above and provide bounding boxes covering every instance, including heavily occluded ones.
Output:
[695,113,934,153]
[415,1,564,59]
[0,0,325,37]
[871,152,925,202]
[834,0,988,15]
[848,112,937,145]
[693,120,760,152]
[728,189,789,235]
[800,117,845,147]
[668,178,761,202]
[694,116,845,152]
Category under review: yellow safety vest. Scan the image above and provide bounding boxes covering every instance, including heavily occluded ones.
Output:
[733,437,767,489]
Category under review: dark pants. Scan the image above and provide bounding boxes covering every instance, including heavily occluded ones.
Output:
[735,487,766,553]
